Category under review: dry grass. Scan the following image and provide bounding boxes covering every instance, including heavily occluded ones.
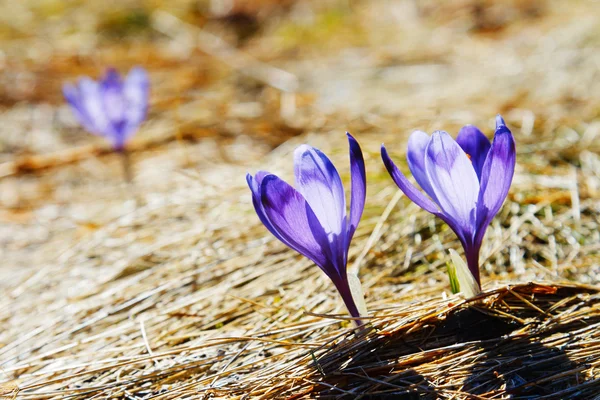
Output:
[0,0,599,398]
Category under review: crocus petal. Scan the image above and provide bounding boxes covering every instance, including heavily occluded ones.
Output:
[456,125,491,180]
[101,69,125,123]
[383,143,468,245]
[76,78,113,137]
[246,172,290,246]
[496,114,507,127]
[424,131,480,234]
[407,130,438,200]
[100,69,128,148]
[63,83,102,136]
[474,117,516,246]
[260,175,331,272]
[294,145,346,238]
[346,132,366,242]
[122,67,150,138]
[381,144,440,215]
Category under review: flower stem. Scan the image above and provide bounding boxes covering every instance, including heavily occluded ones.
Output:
[117,148,142,206]
[119,149,133,185]
[466,247,481,287]
[334,278,364,327]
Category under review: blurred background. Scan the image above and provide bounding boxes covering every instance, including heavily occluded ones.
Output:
[2,0,598,155]
[1,1,599,162]
[0,1,597,183]
[2,0,599,274]
[1,0,599,268]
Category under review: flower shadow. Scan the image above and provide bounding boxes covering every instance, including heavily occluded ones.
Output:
[309,284,599,399]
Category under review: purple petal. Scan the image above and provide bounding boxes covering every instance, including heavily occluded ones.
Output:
[424,131,479,233]
[496,114,507,128]
[407,130,438,201]
[456,125,491,181]
[100,69,128,147]
[346,132,365,242]
[75,78,113,137]
[247,172,289,245]
[260,175,331,272]
[100,68,126,124]
[382,143,468,244]
[294,145,346,238]
[381,144,440,215]
[63,83,102,136]
[332,276,362,321]
[474,117,516,246]
[122,67,149,138]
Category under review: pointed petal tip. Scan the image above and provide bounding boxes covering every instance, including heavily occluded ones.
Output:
[494,115,513,138]
[380,144,394,166]
[347,132,360,147]
[496,114,506,128]
[381,140,442,216]
[103,67,121,81]
[380,144,390,161]
[346,132,357,144]
[105,67,120,76]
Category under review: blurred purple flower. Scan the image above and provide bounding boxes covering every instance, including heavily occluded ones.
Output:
[247,133,366,322]
[381,115,516,286]
[63,67,149,151]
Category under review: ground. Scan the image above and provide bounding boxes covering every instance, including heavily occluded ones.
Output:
[0,0,599,398]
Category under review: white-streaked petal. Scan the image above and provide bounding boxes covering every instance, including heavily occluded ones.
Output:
[407,130,438,200]
[78,78,112,136]
[260,175,331,270]
[100,69,126,127]
[294,144,346,238]
[425,131,479,232]
[63,83,102,136]
[381,144,440,215]
[123,66,149,137]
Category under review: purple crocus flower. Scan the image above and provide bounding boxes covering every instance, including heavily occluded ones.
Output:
[63,67,149,151]
[247,133,366,322]
[381,115,516,286]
